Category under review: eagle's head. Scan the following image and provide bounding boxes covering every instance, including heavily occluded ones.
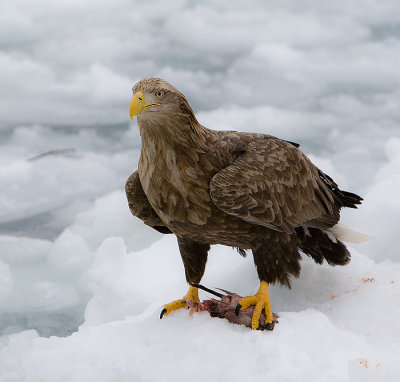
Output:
[129,77,195,124]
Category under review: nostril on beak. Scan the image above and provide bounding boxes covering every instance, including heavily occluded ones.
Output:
[138,97,143,100]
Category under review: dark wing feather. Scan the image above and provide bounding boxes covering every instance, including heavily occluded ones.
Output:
[125,171,172,234]
[209,138,339,233]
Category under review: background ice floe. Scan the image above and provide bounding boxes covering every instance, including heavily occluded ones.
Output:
[0,0,400,381]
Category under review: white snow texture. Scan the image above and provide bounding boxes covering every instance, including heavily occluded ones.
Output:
[1,0,400,381]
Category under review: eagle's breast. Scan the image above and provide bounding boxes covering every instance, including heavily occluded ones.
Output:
[138,137,212,226]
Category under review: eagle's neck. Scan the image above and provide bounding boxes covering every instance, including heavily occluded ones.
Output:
[138,110,211,149]
[137,115,216,225]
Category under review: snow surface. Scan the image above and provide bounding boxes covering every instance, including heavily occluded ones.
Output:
[1,0,400,381]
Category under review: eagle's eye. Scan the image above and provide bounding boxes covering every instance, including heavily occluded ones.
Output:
[155,90,164,99]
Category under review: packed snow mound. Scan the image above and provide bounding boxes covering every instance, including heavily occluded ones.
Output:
[1,236,400,382]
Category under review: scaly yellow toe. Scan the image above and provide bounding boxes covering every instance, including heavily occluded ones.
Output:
[235,281,273,330]
[160,285,199,319]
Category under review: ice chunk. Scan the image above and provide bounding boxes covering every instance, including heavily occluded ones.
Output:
[0,259,13,300]
[342,137,400,261]
[84,235,184,326]
[0,235,51,264]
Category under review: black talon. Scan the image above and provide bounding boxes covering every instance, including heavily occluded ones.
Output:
[266,322,274,331]
[160,308,167,319]
[235,304,242,316]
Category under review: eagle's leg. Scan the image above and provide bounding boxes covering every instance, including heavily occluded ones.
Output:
[235,281,274,330]
[235,237,301,330]
[160,237,210,319]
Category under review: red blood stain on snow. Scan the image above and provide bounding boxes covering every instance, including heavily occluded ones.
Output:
[362,278,375,283]
[359,358,369,368]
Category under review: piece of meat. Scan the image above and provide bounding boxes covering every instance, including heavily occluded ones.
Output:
[187,284,279,331]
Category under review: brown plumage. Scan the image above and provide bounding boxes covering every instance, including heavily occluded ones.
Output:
[126,77,362,329]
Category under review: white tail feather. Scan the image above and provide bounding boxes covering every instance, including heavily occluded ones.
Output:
[329,224,372,243]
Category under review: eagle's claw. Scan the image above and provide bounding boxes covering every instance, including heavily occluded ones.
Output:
[235,281,273,330]
[160,308,167,319]
[235,303,242,316]
[160,285,199,320]
[266,322,274,331]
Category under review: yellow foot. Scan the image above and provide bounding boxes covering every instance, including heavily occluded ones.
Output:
[160,285,199,319]
[235,281,274,330]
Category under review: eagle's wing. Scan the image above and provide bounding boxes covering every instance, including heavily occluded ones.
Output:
[209,138,338,233]
[125,171,172,234]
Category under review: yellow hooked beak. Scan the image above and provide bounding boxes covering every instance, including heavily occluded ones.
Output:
[129,91,160,120]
